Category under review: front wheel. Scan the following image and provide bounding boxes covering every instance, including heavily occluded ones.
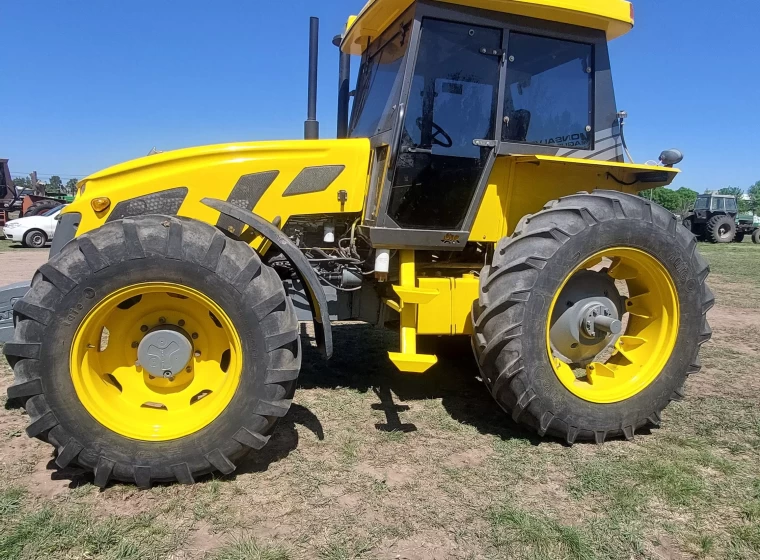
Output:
[22,229,47,248]
[472,191,713,443]
[753,229,760,244]
[5,216,301,487]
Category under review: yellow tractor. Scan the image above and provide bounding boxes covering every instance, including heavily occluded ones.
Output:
[6,0,713,487]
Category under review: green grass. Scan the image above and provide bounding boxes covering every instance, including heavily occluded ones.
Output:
[698,242,760,287]
[0,493,176,560]
[209,538,291,560]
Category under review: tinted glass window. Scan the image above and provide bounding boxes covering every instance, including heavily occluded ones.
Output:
[712,197,725,211]
[725,198,737,212]
[388,19,502,230]
[503,33,593,149]
[349,21,410,138]
[694,197,709,210]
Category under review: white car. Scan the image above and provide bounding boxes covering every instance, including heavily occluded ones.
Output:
[3,206,65,248]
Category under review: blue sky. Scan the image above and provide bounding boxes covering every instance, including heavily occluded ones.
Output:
[2,0,759,191]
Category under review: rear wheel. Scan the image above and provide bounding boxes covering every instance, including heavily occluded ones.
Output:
[706,215,735,243]
[472,191,713,443]
[5,215,301,487]
[22,229,47,248]
[24,199,60,217]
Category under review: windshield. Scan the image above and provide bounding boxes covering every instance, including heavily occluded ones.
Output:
[349,12,411,138]
[694,197,709,210]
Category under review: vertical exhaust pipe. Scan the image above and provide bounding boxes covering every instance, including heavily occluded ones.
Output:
[304,17,320,140]
[333,35,351,139]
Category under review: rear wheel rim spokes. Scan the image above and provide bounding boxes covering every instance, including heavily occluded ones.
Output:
[547,248,679,404]
[70,282,243,441]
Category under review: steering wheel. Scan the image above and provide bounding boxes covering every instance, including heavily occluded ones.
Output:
[430,122,453,148]
[416,118,453,149]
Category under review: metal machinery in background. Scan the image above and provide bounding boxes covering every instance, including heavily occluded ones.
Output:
[4,0,713,487]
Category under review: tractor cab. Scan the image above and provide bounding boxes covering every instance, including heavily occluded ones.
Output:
[339,0,637,249]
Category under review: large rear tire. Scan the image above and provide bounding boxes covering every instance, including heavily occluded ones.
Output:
[472,190,713,443]
[5,215,301,487]
[23,199,60,217]
[706,215,735,243]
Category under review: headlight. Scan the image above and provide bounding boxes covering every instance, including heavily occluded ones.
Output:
[4,222,21,229]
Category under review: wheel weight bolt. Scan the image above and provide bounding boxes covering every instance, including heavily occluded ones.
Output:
[131,341,138,348]
[140,325,148,333]
[178,319,185,327]
[186,366,192,373]
[192,333,199,340]
[159,317,166,324]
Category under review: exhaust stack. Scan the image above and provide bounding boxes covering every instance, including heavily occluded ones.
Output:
[304,17,320,140]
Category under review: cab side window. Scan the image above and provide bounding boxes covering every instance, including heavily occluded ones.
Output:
[503,33,593,149]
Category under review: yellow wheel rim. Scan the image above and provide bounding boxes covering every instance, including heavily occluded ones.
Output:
[547,247,679,404]
[70,282,243,441]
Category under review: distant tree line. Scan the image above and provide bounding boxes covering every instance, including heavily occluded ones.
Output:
[640,181,760,214]
[12,175,78,195]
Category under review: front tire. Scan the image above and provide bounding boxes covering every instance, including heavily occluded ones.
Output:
[5,215,301,487]
[472,191,713,443]
[753,229,760,244]
[22,229,47,248]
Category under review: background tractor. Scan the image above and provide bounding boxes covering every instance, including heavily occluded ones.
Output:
[680,193,759,243]
[5,0,712,488]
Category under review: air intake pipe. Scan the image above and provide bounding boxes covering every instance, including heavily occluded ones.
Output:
[333,34,351,139]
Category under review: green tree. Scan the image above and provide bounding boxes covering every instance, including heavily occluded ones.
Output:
[12,176,32,191]
[674,187,698,214]
[639,187,681,212]
[65,178,79,194]
[48,175,63,192]
[747,181,760,213]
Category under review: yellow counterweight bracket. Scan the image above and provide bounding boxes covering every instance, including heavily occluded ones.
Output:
[388,250,439,373]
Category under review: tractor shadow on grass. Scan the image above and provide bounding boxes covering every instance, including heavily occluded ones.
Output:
[297,322,543,446]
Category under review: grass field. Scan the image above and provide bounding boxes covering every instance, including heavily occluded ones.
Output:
[0,242,759,559]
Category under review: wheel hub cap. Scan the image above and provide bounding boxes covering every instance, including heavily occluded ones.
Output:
[137,328,193,378]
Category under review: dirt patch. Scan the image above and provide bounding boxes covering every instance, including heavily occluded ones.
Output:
[0,249,48,285]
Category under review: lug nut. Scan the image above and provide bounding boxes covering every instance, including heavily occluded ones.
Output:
[159,317,166,324]
[131,341,138,348]
[178,319,185,327]
[149,375,155,380]
[140,325,148,333]
[194,350,201,357]
[186,366,192,373]
[192,333,198,340]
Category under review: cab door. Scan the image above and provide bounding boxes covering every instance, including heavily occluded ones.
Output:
[387,19,503,231]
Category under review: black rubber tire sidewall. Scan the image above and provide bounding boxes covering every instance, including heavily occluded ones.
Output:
[39,255,274,482]
[23,229,46,248]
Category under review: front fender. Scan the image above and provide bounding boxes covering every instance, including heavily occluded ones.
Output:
[202,198,333,358]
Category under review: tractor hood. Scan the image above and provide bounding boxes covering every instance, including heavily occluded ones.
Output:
[70,139,372,238]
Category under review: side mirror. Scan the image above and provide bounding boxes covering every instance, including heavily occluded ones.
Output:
[659,149,684,167]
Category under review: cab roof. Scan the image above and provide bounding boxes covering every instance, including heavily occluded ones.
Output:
[341,0,634,55]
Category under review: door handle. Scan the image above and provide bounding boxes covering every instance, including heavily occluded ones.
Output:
[402,146,433,154]
[473,139,497,147]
